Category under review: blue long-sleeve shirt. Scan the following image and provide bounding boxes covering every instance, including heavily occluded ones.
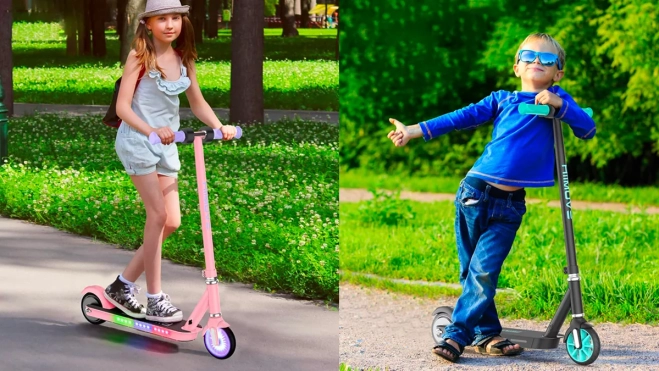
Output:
[418,86,596,188]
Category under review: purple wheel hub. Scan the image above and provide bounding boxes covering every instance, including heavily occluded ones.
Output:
[204,327,234,359]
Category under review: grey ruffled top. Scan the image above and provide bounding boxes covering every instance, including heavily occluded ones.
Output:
[131,56,192,131]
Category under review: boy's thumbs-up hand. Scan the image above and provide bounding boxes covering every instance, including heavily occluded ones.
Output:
[388,118,411,147]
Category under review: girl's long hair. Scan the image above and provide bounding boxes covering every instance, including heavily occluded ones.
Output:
[132,14,198,79]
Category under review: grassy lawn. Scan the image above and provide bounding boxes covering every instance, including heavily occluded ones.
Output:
[340,169,659,206]
[0,114,339,303]
[340,194,659,324]
[12,22,338,111]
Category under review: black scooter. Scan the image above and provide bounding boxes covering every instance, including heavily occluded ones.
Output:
[430,103,600,365]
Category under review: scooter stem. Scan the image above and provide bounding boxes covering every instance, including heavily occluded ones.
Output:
[194,135,217,278]
[551,115,585,317]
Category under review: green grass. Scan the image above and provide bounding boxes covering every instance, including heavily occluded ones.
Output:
[0,114,339,302]
[13,61,337,111]
[339,364,382,371]
[340,169,659,206]
[340,193,659,324]
[12,22,338,111]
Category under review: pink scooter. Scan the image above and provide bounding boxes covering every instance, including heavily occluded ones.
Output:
[81,126,242,359]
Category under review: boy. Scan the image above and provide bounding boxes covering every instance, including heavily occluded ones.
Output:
[387,33,596,363]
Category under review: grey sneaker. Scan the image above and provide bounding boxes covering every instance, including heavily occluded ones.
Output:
[104,276,146,319]
[146,293,183,323]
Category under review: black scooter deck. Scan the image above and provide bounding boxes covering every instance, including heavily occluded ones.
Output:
[500,328,562,349]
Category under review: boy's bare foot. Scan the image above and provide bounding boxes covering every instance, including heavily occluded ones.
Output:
[432,338,463,362]
[476,335,524,356]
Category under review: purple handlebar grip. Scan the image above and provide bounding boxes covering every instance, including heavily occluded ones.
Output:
[213,126,242,140]
[149,131,186,145]
[148,127,242,145]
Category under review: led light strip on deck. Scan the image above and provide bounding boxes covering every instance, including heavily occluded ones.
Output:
[112,314,172,336]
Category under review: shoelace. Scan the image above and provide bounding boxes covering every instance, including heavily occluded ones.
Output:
[153,293,179,314]
[123,284,142,309]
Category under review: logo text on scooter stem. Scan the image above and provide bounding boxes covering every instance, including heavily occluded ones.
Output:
[561,164,572,220]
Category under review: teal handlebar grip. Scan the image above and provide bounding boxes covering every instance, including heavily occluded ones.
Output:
[518,103,593,118]
[519,104,550,116]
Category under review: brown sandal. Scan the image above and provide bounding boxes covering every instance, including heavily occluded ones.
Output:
[474,336,524,356]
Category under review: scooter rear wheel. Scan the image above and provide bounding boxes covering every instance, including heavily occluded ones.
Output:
[566,327,600,365]
[431,307,454,344]
[81,293,105,325]
[204,326,236,359]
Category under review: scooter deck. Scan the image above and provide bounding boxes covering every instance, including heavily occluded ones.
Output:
[86,303,202,342]
[500,328,562,349]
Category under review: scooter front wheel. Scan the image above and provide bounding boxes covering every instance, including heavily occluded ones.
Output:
[81,293,105,325]
[566,327,600,365]
[204,326,236,359]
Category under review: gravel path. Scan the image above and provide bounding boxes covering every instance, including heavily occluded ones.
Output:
[339,284,659,370]
[339,188,659,214]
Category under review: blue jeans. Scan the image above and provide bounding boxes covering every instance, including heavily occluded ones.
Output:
[442,179,527,347]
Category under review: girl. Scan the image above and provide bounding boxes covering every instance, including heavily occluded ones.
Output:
[104,0,237,323]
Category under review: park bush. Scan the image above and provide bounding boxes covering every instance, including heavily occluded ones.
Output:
[0,114,339,303]
[339,0,659,186]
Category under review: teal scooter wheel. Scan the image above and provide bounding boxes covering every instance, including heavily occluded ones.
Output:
[566,327,600,365]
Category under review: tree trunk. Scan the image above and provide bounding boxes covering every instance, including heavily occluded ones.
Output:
[230,0,264,124]
[76,0,92,56]
[280,0,298,37]
[117,0,127,38]
[0,0,13,116]
[91,0,107,57]
[300,0,310,28]
[121,0,145,65]
[65,9,77,56]
[191,0,204,44]
[11,0,24,13]
[206,0,219,38]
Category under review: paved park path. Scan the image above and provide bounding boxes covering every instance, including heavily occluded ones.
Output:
[339,188,659,214]
[0,216,338,371]
[13,103,339,125]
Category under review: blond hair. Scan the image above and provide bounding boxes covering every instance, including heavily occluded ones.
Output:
[516,33,565,70]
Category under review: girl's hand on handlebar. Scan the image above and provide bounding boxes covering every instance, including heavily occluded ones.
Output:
[388,118,411,147]
[220,125,237,140]
[155,127,175,145]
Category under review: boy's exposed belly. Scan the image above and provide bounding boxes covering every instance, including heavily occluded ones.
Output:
[485,181,523,192]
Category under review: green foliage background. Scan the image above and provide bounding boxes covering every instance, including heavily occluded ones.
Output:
[339,0,659,185]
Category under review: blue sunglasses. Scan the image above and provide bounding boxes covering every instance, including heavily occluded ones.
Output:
[517,49,563,70]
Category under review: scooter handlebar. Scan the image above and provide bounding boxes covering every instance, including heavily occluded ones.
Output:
[148,126,243,145]
[518,103,593,118]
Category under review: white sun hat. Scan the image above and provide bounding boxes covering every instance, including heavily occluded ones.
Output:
[138,0,190,21]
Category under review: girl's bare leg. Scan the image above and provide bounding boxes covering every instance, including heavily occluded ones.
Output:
[122,174,181,289]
